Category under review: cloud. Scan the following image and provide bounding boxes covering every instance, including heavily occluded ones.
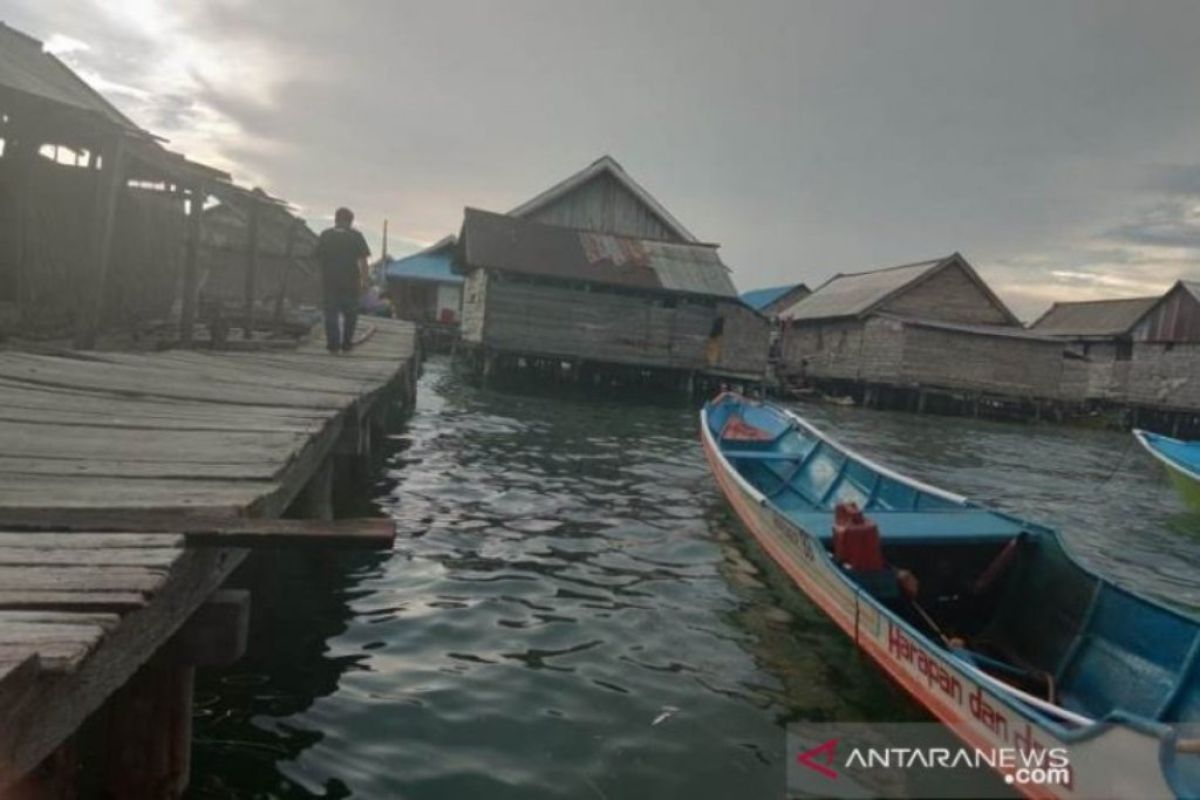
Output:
[6,0,1200,318]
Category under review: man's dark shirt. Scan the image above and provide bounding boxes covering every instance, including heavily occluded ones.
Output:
[315,225,370,297]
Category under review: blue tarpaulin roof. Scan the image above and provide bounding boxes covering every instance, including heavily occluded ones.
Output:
[384,243,463,285]
[741,284,800,310]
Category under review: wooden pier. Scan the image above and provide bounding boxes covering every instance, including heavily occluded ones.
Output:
[0,318,417,796]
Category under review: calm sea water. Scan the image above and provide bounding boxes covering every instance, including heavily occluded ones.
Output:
[188,358,1200,799]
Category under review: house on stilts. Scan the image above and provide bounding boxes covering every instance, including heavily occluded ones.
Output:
[777,253,1082,418]
[1029,295,1160,402]
[384,236,463,352]
[454,156,769,390]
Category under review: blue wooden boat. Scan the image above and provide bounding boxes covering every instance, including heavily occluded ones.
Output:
[702,393,1200,799]
[1134,429,1200,512]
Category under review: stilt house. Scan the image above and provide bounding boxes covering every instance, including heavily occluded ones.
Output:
[1124,281,1200,412]
[778,254,1079,405]
[1030,296,1160,401]
[455,157,768,383]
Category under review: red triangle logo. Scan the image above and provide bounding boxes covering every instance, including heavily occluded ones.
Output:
[796,738,839,779]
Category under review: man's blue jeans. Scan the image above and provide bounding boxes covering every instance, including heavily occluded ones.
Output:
[323,291,358,351]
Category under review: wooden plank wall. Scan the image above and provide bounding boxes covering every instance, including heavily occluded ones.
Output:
[781,316,1070,399]
[779,318,869,380]
[0,157,185,337]
[896,324,1068,398]
[519,172,682,242]
[476,274,767,376]
[879,262,1012,325]
[461,269,487,343]
[1125,343,1200,409]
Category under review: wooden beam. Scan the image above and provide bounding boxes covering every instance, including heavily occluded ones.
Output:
[75,134,128,349]
[242,199,261,340]
[0,546,244,789]
[0,512,396,548]
[179,183,207,346]
[273,217,300,325]
[7,119,39,311]
[162,589,248,667]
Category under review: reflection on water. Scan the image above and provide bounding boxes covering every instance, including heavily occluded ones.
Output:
[189,359,1200,798]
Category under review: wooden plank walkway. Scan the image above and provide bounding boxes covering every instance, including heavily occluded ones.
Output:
[0,318,417,788]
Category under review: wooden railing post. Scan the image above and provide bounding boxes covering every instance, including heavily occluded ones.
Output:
[242,199,261,340]
[273,217,299,326]
[75,133,127,349]
[179,183,206,346]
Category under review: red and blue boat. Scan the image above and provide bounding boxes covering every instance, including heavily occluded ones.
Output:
[702,393,1200,799]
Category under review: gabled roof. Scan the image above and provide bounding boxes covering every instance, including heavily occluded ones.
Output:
[741,283,809,311]
[0,22,143,133]
[780,254,1018,325]
[1029,295,1159,338]
[385,236,463,285]
[507,155,699,243]
[457,207,737,298]
[0,23,235,187]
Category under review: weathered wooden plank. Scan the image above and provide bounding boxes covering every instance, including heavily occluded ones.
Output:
[0,640,94,673]
[0,591,147,612]
[0,546,247,787]
[0,547,182,567]
[0,354,351,410]
[0,568,166,594]
[93,351,371,395]
[0,476,273,515]
[0,512,395,548]
[0,458,284,481]
[0,613,120,631]
[0,420,307,464]
[0,533,183,549]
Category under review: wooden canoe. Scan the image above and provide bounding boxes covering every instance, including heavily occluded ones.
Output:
[703,393,1200,799]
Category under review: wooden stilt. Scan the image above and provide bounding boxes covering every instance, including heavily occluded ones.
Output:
[179,183,206,346]
[76,134,128,349]
[242,198,262,340]
[100,662,194,799]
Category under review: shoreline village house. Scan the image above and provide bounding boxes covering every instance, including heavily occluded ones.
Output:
[1123,281,1200,416]
[777,253,1080,414]
[741,283,811,320]
[1030,295,1160,402]
[453,156,769,386]
[383,236,463,350]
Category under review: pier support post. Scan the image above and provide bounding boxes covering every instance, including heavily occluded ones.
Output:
[100,663,195,799]
[916,389,928,414]
[179,183,207,346]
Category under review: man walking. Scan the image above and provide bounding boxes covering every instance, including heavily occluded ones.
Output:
[315,207,371,352]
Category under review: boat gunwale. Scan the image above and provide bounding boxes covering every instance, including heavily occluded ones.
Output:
[1134,428,1200,485]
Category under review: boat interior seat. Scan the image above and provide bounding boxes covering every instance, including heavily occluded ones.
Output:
[784,509,1026,546]
[1056,584,1200,721]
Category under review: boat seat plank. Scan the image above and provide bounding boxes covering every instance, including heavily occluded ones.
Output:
[722,450,802,462]
[784,509,1026,544]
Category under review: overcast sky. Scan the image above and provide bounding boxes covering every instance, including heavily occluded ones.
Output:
[7,0,1200,319]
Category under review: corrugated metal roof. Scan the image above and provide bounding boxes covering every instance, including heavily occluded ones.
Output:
[1030,296,1159,337]
[385,239,463,285]
[780,258,947,320]
[459,208,736,298]
[741,284,805,310]
[0,23,142,132]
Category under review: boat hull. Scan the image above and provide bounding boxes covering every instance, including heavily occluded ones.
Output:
[701,408,1179,799]
[1134,429,1200,513]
